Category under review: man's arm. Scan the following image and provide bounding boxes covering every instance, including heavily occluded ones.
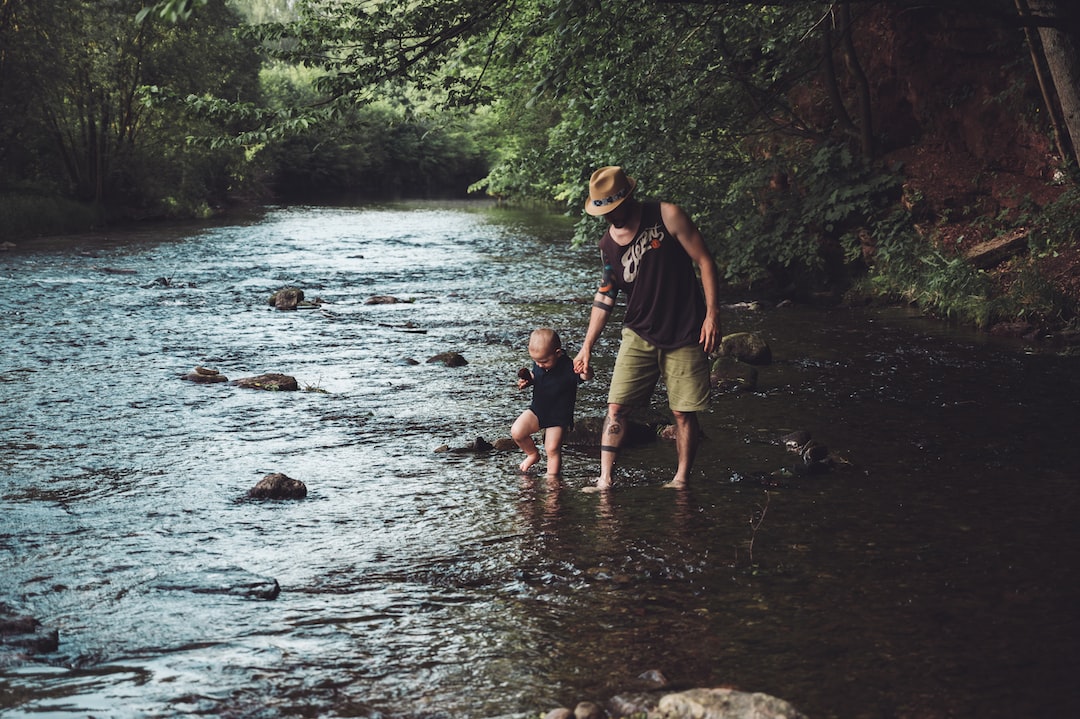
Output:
[574,291,615,377]
[661,201,722,354]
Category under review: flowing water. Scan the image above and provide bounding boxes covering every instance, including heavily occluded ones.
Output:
[1,203,1078,719]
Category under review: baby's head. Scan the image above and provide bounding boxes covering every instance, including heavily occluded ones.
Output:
[528,328,562,370]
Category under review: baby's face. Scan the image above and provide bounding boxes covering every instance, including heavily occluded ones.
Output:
[529,344,562,370]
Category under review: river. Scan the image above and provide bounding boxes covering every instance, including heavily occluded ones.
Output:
[1,203,1078,718]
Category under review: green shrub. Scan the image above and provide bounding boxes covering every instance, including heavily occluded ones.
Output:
[0,192,103,241]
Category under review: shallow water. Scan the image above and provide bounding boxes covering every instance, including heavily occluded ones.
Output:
[1,203,1078,718]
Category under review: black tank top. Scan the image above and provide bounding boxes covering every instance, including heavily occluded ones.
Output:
[598,202,705,349]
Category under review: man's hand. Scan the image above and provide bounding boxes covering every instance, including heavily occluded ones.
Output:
[573,348,590,378]
[700,312,721,355]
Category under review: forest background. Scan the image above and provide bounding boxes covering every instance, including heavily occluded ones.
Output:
[2,0,1079,337]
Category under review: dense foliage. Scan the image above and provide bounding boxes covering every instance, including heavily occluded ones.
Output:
[3,0,1078,329]
[0,0,262,228]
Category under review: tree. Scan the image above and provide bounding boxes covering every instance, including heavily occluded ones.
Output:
[1016,0,1080,168]
[0,0,263,214]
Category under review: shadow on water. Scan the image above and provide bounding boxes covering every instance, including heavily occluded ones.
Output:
[1,202,1078,718]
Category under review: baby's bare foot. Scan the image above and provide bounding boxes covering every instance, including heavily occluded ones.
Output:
[519,453,541,473]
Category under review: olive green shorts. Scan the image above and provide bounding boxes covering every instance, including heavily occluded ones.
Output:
[607,327,710,412]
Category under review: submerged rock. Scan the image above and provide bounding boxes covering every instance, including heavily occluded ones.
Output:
[0,605,59,666]
[441,436,494,453]
[153,567,281,600]
[710,356,758,391]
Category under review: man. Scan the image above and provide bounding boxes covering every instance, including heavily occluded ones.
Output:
[573,166,721,491]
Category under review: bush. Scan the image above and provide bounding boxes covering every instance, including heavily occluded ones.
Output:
[0,192,103,241]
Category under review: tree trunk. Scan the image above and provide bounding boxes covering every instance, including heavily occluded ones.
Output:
[1027,0,1080,169]
[1015,0,1072,168]
[836,3,875,158]
[821,21,858,137]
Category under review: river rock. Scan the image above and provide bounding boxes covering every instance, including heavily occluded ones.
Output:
[248,472,307,499]
[563,415,659,448]
[365,295,405,304]
[153,567,281,600]
[0,605,59,666]
[543,710,574,719]
[427,351,468,367]
[182,365,228,383]
[230,373,299,391]
[781,430,832,471]
[716,332,772,365]
[269,286,304,310]
[657,688,807,719]
[573,701,605,719]
[781,430,812,451]
[608,694,659,718]
[441,436,493,453]
[710,356,758,391]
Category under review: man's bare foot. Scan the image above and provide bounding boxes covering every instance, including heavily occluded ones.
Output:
[519,453,541,473]
[581,478,613,493]
[662,477,687,489]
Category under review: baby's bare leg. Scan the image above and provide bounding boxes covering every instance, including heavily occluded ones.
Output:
[542,426,565,476]
[511,410,542,473]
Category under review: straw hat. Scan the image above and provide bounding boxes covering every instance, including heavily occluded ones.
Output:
[585,166,637,216]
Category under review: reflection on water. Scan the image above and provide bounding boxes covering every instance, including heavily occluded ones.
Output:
[1,203,1078,718]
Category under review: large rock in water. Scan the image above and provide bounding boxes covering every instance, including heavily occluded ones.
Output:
[562,415,660,448]
[657,688,808,719]
[269,287,304,310]
[248,472,307,499]
[427,351,468,367]
[716,332,772,365]
[230,373,299,391]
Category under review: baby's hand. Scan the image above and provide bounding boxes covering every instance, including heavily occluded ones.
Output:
[517,367,533,389]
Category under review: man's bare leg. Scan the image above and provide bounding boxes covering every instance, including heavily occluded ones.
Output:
[589,403,630,491]
[663,410,700,489]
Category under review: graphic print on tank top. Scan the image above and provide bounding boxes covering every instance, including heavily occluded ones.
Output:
[619,222,665,284]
